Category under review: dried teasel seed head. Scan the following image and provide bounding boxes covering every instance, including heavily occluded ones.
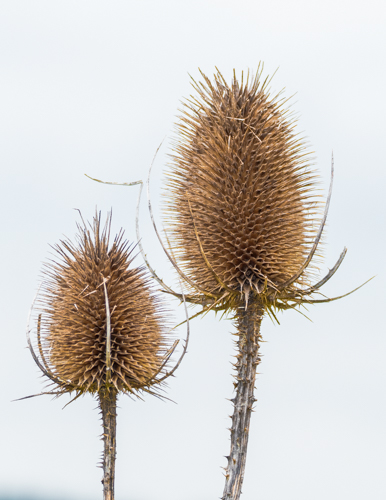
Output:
[163,68,321,303]
[35,212,171,396]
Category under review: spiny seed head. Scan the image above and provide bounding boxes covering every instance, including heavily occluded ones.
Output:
[35,212,171,396]
[163,68,320,304]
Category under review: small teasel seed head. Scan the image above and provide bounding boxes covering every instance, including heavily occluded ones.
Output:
[34,212,171,396]
[163,68,321,306]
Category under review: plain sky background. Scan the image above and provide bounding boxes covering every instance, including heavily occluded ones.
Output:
[1,1,385,499]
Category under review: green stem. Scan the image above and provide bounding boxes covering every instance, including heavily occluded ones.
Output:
[222,299,264,500]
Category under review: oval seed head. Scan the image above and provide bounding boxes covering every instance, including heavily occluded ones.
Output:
[36,213,171,395]
[163,69,320,304]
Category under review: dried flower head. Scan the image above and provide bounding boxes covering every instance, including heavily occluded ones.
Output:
[32,212,172,397]
[162,68,323,311]
[160,67,328,312]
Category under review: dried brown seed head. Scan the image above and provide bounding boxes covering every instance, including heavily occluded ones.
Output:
[163,68,321,304]
[35,212,171,396]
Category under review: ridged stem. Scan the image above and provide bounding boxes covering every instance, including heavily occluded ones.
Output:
[222,299,264,500]
[99,388,118,500]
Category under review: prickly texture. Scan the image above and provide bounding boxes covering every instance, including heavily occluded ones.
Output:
[99,387,117,500]
[222,300,263,500]
[164,69,319,301]
[37,213,170,394]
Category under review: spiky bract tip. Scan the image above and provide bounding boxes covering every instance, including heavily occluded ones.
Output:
[163,67,321,309]
[35,212,171,397]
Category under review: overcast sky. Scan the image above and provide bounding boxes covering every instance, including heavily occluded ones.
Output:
[1,1,385,499]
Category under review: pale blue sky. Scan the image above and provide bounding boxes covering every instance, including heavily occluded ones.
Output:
[1,1,385,499]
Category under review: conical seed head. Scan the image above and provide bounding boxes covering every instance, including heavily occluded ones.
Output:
[37,213,170,394]
[163,69,320,299]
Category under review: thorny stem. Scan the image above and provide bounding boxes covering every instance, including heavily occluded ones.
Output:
[99,388,118,500]
[222,299,264,500]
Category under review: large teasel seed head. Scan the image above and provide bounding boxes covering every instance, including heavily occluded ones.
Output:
[163,68,321,305]
[35,212,170,396]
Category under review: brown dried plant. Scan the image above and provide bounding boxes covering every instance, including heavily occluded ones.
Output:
[87,67,370,500]
[159,68,370,500]
[23,212,189,500]
[124,68,368,500]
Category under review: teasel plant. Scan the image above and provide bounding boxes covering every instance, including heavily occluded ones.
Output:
[20,211,189,500]
[88,67,371,500]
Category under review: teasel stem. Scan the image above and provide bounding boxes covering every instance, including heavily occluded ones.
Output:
[222,298,264,500]
[99,387,118,500]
